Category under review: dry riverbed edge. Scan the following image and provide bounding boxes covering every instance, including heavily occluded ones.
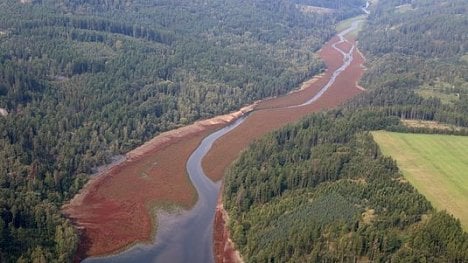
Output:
[209,35,366,262]
[62,103,257,259]
[62,28,366,260]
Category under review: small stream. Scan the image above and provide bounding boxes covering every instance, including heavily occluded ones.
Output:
[83,18,364,263]
[292,20,359,108]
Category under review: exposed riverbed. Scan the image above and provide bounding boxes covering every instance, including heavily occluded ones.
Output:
[80,19,365,263]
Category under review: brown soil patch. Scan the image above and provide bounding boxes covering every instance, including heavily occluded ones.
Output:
[402,119,463,131]
[362,208,376,225]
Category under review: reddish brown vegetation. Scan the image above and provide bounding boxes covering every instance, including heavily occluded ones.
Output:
[211,36,365,262]
[63,32,365,260]
[63,107,254,260]
[335,40,354,54]
[204,36,365,182]
[213,192,242,263]
[64,128,207,259]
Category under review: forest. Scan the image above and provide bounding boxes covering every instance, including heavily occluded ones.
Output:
[357,0,468,126]
[223,0,468,261]
[0,0,365,261]
[224,110,468,262]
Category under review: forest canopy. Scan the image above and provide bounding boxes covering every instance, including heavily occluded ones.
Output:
[0,0,365,261]
[223,0,468,261]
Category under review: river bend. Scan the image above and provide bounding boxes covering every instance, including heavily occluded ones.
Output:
[83,19,363,263]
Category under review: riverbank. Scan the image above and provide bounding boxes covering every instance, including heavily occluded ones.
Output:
[213,191,243,263]
[62,104,256,259]
[63,23,366,261]
[204,35,365,182]
[210,33,365,262]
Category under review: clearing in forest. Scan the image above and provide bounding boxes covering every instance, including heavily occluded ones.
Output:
[335,15,366,37]
[372,131,468,230]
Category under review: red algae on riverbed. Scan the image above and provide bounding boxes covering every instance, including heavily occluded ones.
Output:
[62,105,255,260]
[214,192,243,263]
[63,30,365,259]
[211,36,366,262]
[203,36,365,182]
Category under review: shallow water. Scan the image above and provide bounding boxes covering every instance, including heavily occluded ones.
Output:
[83,19,363,263]
[83,117,246,263]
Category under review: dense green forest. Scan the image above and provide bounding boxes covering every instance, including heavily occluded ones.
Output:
[223,0,468,261]
[224,111,468,262]
[294,0,365,19]
[0,0,366,261]
[357,0,468,125]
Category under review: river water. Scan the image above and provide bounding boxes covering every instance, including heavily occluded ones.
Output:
[83,19,363,263]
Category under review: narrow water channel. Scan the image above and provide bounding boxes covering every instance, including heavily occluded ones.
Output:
[83,19,363,263]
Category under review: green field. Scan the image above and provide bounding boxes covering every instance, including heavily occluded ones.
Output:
[336,15,366,37]
[372,131,468,230]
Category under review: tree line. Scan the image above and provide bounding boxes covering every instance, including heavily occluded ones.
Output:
[222,0,468,261]
[223,110,468,262]
[0,0,362,261]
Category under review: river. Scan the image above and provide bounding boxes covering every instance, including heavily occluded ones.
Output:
[83,18,363,263]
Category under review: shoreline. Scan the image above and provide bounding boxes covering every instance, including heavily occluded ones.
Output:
[62,19,367,260]
[210,26,367,262]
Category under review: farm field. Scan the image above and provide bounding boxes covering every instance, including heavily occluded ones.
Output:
[372,131,468,230]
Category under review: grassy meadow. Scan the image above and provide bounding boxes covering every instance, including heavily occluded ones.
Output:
[336,14,366,37]
[372,131,468,230]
